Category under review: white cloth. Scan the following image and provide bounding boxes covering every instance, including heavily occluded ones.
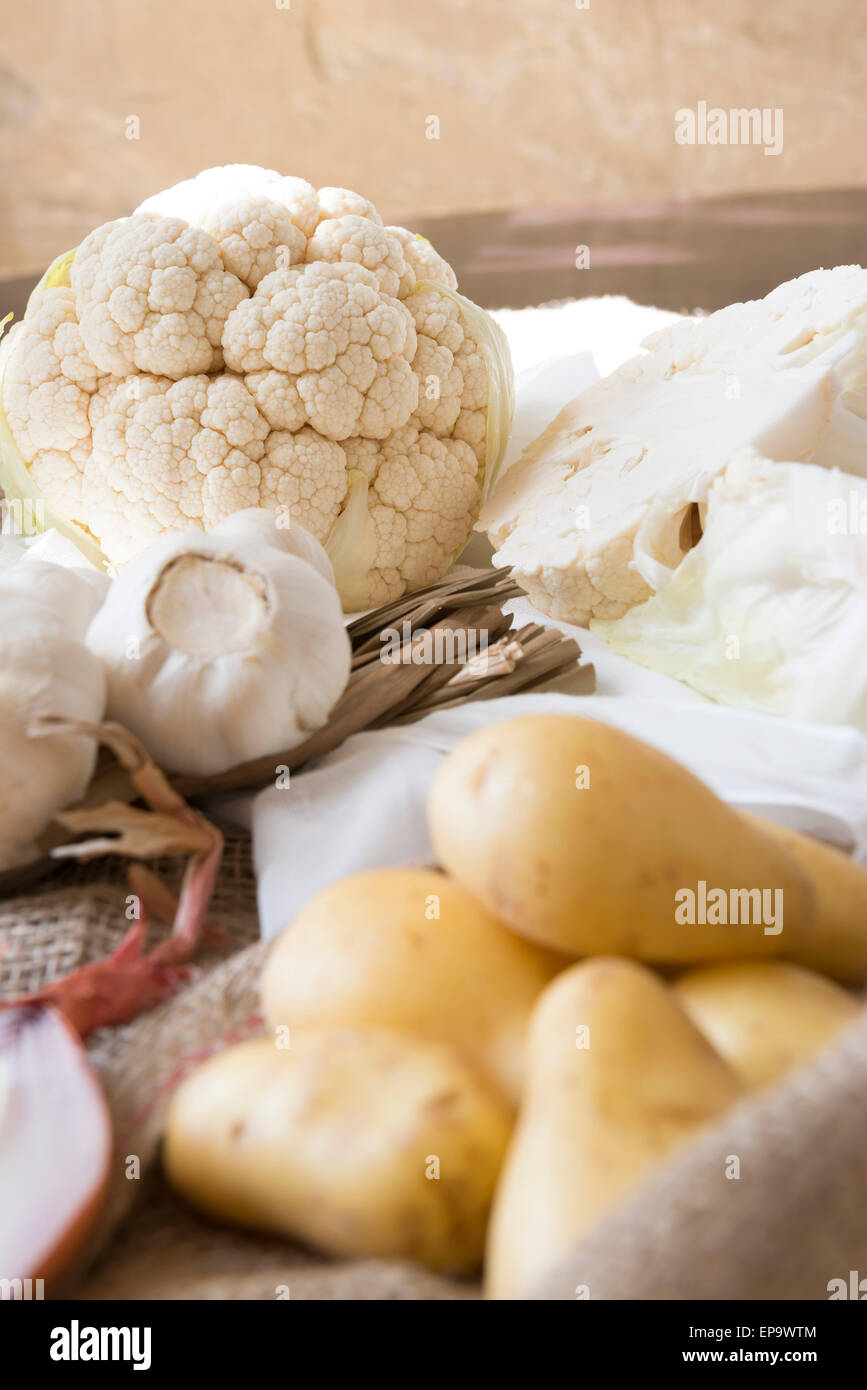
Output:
[491,296,680,377]
[249,691,867,939]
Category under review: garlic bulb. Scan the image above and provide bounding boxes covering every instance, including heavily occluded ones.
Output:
[85,510,352,776]
[0,558,107,870]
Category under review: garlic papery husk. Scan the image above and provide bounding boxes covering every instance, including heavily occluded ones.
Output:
[85,509,352,776]
[0,560,106,870]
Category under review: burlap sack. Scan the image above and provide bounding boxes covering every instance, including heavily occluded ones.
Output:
[2,833,865,1301]
[0,834,476,1300]
[529,1003,867,1300]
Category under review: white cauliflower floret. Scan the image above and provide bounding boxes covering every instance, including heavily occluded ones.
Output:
[81,375,347,568]
[1,288,117,518]
[403,288,487,442]
[412,335,463,435]
[138,165,286,220]
[71,214,249,379]
[454,338,488,411]
[450,339,489,462]
[260,426,348,539]
[3,288,101,457]
[360,426,482,604]
[306,216,412,298]
[404,289,465,353]
[139,166,313,288]
[316,187,382,227]
[222,262,418,441]
[86,373,269,563]
[452,407,487,464]
[341,435,381,480]
[388,227,458,295]
[245,369,306,431]
[29,376,122,520]
[140,167,319,233]
[183,193,306,288]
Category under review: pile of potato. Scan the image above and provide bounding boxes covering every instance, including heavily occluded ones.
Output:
[163,715,865,1297]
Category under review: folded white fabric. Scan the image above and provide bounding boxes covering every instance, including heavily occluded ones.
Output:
[251,691,867,940]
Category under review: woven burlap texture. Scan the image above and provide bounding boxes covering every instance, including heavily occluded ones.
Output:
[529,1004,867,1300]
[0,832,474,1300]
[2,832,866,1301]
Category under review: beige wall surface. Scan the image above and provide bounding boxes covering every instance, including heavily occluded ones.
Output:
[1,0,865,278]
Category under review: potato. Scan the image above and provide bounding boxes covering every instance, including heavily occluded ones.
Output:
[485,958,743,1299]
[261,867,565,1104]
[164,1027,511,1273]
[428,714,826,969]
[674,960,861,1090]
[742,813,867,985]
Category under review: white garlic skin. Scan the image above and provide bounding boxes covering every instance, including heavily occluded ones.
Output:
[86,510,351,776]
[0,559,106,869]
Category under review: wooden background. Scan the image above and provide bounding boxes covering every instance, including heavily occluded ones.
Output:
[1,0,866,287]
[4,187,867,318]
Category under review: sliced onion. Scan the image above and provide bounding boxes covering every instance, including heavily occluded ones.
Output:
[0,1005,112,1285]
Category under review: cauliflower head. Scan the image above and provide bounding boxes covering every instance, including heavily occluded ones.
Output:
[1,165,509,607]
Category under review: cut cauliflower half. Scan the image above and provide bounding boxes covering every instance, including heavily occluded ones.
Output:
[71,214,249,379]
[222,262,418,441]
[482,266,867,627]
[592,450,867,729]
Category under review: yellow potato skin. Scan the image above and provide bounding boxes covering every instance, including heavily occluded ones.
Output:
[164,1028,511,1274]
[485,958,744,1300]
[429,714,817,967]
[742,814,867,985]
[261,867,565,1105]
[674,960,861,1090]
